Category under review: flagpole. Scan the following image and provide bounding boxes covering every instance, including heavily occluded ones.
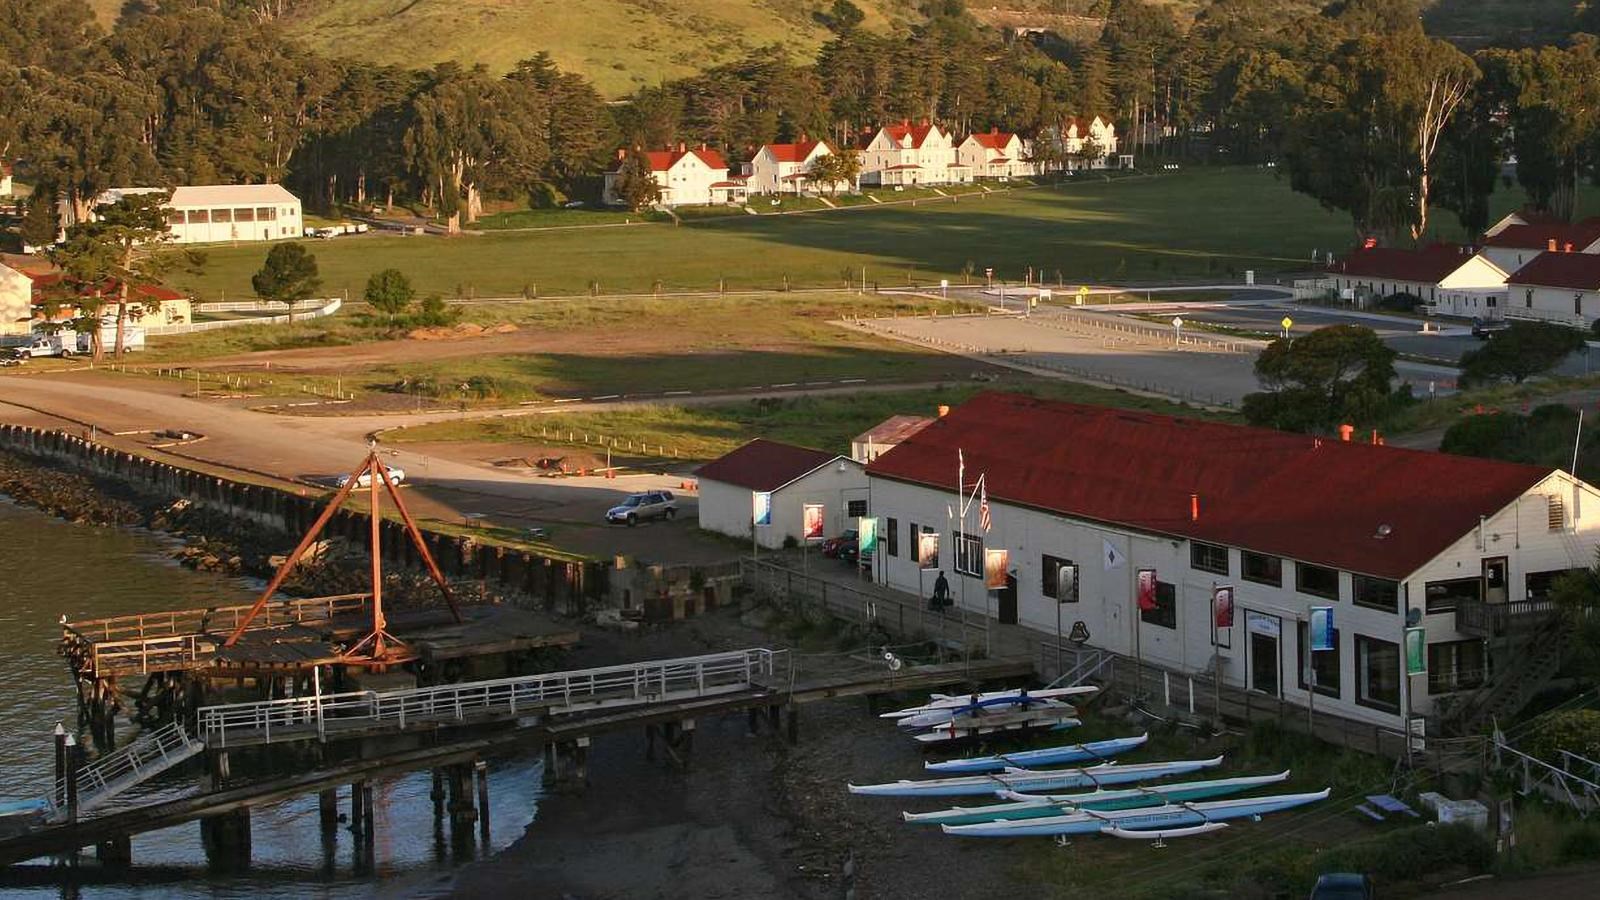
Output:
[957,450,968,674]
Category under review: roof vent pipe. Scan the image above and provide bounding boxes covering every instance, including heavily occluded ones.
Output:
[1339,424,1354,442]
[937,405,950,417]
[1190,493,1199,522]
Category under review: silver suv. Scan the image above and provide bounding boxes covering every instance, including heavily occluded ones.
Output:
[605,490,677,526]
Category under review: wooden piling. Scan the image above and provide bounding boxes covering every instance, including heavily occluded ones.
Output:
[318,789,338,834]
[474,759,490,843]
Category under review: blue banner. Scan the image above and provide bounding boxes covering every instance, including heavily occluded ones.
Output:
[1309,606,1334,652]
[752,492,772,527]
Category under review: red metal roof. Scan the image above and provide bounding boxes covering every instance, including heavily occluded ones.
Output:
[1331,243,1477,285]
[614,148,728,174]
[26,272,184,303]
[1484,220,1600,251]
[1507,251,1600,290]
[696,439,841,492]
[867,393,1552,579]
[764,141,827,164]
[854,415,934,447]
[968,130,1016,150]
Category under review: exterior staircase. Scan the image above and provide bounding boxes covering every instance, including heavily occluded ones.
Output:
[1443,607,1566,737]
[50,722,204,821]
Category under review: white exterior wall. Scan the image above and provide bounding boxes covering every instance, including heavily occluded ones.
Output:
[1509,283,1600,325]
[658,155,726,206]
[700,463,869,549]
[0,263,30,336]
[746,145,843,196]
[957,135,1036,179]
[869,472,1600,727]
[168,201,302,244]
[860,127,966,186]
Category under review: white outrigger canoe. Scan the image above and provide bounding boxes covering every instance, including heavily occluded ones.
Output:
[939,789,1330,838]
[848,756,1224,798]
[901,771,1292,826]
[912,706,1081,743]
[924,733,1148,773]
[880,686,1098,721]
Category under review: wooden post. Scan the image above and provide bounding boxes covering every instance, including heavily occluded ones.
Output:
[349,780,366,837]
[53,723,66,808]
[786,705,799,745]
[64,734,79,822]
[475,759,491,843]
[319,789,339,834]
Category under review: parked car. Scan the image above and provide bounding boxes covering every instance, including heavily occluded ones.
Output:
[1471,318,1510,340]
[1310,873,1374,899]
[337,467,405,489]
[0,348,24,367]
[12,335,74,359]
[821,530,859,558]
[605,490,676,526]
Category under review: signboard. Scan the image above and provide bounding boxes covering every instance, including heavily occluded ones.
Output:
[1281,316,1294,331]
[1246,611,1280,639]
[752,492,772,528]
[1076,285,1089,306]
[857,517,878,556]
[1171,316,1184,328]
[1309,606,1335,652]
[802,503,825,541]
[1405,627,1427,675]
[917,531,940,570]
[984,548,1009,590]
[1068,621,1091,644]
[1136,568,1157,612]
[1057,563,1079,604]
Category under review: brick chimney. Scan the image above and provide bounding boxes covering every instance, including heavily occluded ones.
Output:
[1566,242,1575,253]
[1549,238,1559,252]
[615,148,626,161]
[677,141,686,153]
[1339,423,1354,442]
[1190,493,1199,522]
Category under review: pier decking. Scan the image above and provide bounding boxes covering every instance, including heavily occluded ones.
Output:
[62,598,579,679]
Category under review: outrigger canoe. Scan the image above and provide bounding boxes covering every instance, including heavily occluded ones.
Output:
[847,756,1224,798]
[897,693,1086,730]
[901,771,1292,826]
[880,686,1098,721]
[911,704,1081,743]
[924,733,1149,773]
[939,789,1330,838]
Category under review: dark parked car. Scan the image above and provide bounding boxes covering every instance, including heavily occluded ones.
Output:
[1310,873,1374,900]
[1471,318,1510,340]
[821,530,858,558]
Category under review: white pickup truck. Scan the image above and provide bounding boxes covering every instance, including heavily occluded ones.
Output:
[11,335,76,359]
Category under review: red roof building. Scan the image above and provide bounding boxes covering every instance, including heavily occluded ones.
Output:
[868,392,1551,579]
[1507,251,1600,291]
[697,439,841,492]
[696,439,868,549]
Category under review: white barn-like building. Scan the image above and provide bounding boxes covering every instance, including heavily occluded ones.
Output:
[696,439,868,549]
[864,393,1600,734]
[92,185,303,244]
[1328,243,1508,318]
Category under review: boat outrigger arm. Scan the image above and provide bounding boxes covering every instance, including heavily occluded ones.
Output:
[221,447,462,664]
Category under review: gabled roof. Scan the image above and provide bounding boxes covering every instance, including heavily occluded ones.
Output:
[967,130,1018,150]
[619,148,728,174]
[865,121,945,150]
[697,439,844,492]
[1331,243,1479,285]
[170,184,299,208]
[854,415,934,447]
[764,141,828,163]
[1484,220,1600,251]
[1507,251,1600,290]
[25,272,184,303]
[867,393,1552,579]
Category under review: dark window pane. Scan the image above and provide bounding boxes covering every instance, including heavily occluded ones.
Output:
[1191,542,1228,575]
[1296,563,1339,600]
[1353,575,1399,613]
[1242,552,1282,587]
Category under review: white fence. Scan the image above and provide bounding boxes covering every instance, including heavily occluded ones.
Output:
[197,647,787,747]
[147,298,341,335]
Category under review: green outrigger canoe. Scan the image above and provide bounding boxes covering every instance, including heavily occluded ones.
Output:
[901,771,1291,826]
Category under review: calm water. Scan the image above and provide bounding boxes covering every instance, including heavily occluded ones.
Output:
[0,498,542,898]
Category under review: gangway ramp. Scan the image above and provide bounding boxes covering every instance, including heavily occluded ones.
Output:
[49,722,204,821]
[198,648,789,748]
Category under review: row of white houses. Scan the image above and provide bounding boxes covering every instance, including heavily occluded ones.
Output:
[602,118,1121,207]
[1330,212,1600,326]
[697,392,1600,734]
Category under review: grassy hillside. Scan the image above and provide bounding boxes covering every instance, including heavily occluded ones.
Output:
[85,1,1577,97]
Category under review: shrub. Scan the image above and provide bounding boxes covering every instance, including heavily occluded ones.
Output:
[1377,291,1423,313]
[1520,709,1600,765]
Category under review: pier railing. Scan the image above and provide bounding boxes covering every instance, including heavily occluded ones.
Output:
[62,594,376,676]
[49,722,204,820]
[197,647,788,747]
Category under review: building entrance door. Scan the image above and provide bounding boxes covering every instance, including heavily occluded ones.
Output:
[998,574,1018,625]
[1247,612,1281,697]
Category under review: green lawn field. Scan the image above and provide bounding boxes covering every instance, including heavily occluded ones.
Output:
[169,169,1371,302]
[385,380,1233,460]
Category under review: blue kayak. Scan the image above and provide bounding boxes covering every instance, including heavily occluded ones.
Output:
[925,733,1148,774]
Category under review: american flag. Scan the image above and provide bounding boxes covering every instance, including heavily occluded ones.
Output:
[979,479,992,533]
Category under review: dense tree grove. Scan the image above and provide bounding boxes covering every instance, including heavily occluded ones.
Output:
[5,0,1600,232]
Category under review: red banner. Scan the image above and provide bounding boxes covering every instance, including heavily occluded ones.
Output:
[1136,569,1157,611]
[802,503,825,541]
[1213,586,1235,629]
[984,548,1009,590]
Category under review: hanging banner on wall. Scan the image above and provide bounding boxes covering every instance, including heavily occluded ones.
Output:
[1213,586,1235,629]
[917,531,940,570]
[802,503,825,541]
[1310,606,1335,652]
[858,517,878,556]
[984,548,1010,590]
[1405,627,1427,675]
[752,492,772,527]
[1136,568,1157,611]
[1057,563,1079,604]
